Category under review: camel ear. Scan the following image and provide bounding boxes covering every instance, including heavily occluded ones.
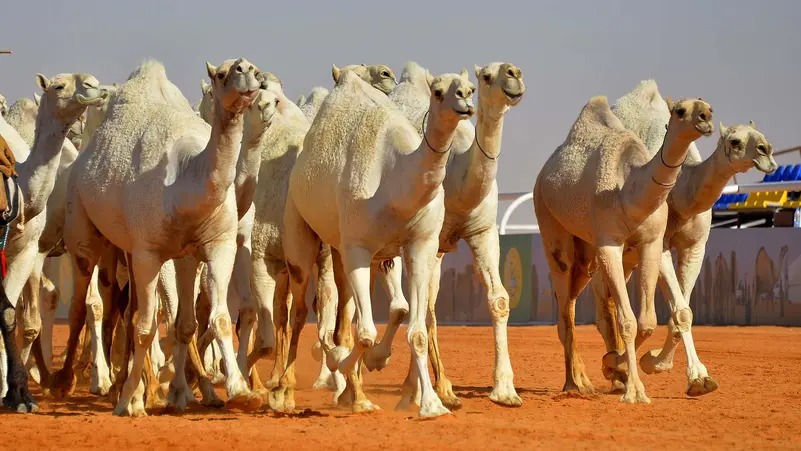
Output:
[474,64,482,80]
[296,95,306,106]
[665,96,675,111]
[35,73,50,91]
[425,70,434,88]
[205,62,217,80]
[749,120,757,129]
[33,93,41,106]
[460,68,469,80]
[332,64,341,83]
[719,122,728,136]
[201,79,210,93]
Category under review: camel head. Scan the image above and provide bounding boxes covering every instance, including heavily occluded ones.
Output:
[332,64,397,95]
[474,62,525,112]
[35,72,109,124]
[205,58,262,114]
[244,89,279,134]
[664,97,714,139]
[0,94,7,117]
[259,72,283,92]
[428,69,475,124]
[718,121,777,174]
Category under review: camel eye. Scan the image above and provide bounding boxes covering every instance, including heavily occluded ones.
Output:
[483,74,491,83]
[381,71,390,77]
[433,89,442,98]
[757,143,767,153]
[216,72,225,80]
[55,85,64,91]
[730,139,741,147]
[675,107,686,118]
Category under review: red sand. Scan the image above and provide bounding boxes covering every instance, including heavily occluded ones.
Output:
[3,324,800,450]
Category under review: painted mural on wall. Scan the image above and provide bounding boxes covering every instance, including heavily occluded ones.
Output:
[45,229,801,326]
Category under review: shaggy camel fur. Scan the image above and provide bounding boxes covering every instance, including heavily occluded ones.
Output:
[59,58,263,417]
[281,69,475,417]
[534,94,713,403]
[297,64,396,122]
[593,84,776,396]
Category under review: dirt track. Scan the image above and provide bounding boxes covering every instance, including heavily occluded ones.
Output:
[4,324,800,450]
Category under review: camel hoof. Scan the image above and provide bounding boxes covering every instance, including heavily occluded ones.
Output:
[686,376,719,397]
[89,373,112,396]
[609,379,627,394]
[620,385,651,404]
[640,349,672,375]
[562,377,595,397]
[311,342,323,362]
[489,386,522,407]
[113,402,148,418]
[166,384,195,413]
[226,391,262,412]
[312,373,336,391]
[362,346,390,372]
[434,380,461,409]
[418,397,451,418]
[602,351,626,372]
[49,369,77,400]
[352,399,381,413]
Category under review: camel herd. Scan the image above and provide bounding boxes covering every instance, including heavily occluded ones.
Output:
[0,56,776,418]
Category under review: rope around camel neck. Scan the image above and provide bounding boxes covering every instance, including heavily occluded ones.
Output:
[474,124,498,160]
[421,110,452,154]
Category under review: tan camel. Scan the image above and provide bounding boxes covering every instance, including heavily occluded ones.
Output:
[534,94,713,403]
[353,61,525,409]
[281,69,474,417]
[593,81,775,393]
[57,58,263,417]
[592,85,776,396]
[297,64,396,122]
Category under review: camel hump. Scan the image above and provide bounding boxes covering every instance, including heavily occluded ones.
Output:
[580,96,625,130]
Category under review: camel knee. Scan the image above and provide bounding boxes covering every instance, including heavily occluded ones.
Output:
[238,305,256,327]
[175,319,197,344]
[3,306,16,330]
[88,300,103,322]
[407,328,427,355]
[488,295,510,321]
[673,308,693,333]
[619,316,637,342]
[211,314,233,339]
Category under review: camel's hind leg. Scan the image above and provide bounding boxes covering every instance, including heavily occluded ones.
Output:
[38,273,58,374]
[592,263,634,393]
[311,245,341,391]
[19,251,47,386]
[537,207,594,396]
[1,275,37,412]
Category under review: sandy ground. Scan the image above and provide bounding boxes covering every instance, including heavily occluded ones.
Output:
[2,324,800,450]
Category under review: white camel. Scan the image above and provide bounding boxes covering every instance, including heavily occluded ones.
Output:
[60,58,263,417]
[281,69,475,417]
[297,64,396,122]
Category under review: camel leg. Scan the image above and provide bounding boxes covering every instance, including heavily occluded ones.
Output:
[19,251,47,385]
[202,241,261,411]
[192,280,224,406]
[311,245,340,391]
[1,275,37,413]
[640,247,718,396]
[232,226,256,377]
[591,263,634,393]
[39,274,58,373]
[467,227,523,406]
[112,250,159,417]
[596,243,650,404]
[325,249,352,405]
[49,253,97,400]
[539,223,594,395]
[249,257,281,384]
[88,256,116,396]
[363,256,409,373]
[403,237,450,418]
[154,261,178,395]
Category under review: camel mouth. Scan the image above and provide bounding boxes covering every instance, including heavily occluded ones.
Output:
[754,158,778,174]
[77,91,108,106]
[695,122,714,136]
[454,106,474,117]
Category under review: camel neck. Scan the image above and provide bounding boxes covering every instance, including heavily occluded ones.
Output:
[670,141,734,218]
[392,110,457,218]
[448,105,505,212]
[234,115,269,219]
[621,126,697,223]
[171,104,244,217]
[16,104,71,220]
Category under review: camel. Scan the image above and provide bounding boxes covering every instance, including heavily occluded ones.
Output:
[0,94,7,117]
[0,72,108,409]
[592,81,777,396]
[281,68,475,417]
[533,93,713,403]
[297,64,396,122]
[59,58,263,417]
[356,61,525,409]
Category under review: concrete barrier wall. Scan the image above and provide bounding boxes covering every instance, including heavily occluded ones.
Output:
[47,227,801,326]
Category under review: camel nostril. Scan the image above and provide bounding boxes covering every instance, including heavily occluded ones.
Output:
[456,90,463,98]
[507,69,515,77]
[236,65,244,73]
[700,113,707,121]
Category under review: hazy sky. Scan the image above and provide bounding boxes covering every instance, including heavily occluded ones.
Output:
[2,0,799,226]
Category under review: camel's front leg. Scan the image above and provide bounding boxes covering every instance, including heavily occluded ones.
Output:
[591,260,635,392]
[202,241,261,411]
[1,279,37,413]
[363,256,408,372]
[597,244,650,404]
[19,251,47,385]
[249,257,281,392]
[641,247,717,396]
[38,273,58,373]
[403,238,449,418]
[465,227,522,406]
[232,222,255,376]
